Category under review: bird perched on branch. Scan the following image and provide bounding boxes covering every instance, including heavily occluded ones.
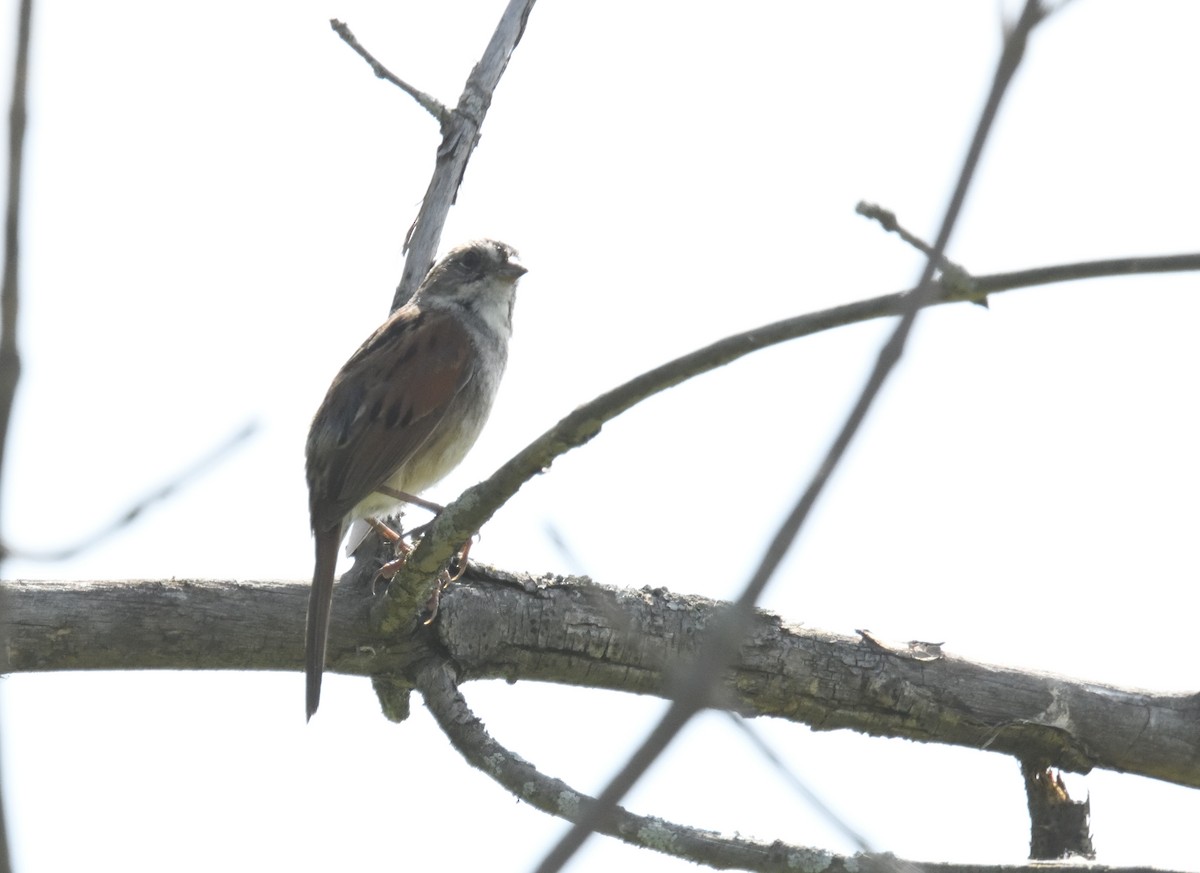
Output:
[304,239,526,719]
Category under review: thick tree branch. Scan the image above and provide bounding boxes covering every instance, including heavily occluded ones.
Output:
[1,579,314,672]
[437,572,1200,790]
[5,573,1198,792]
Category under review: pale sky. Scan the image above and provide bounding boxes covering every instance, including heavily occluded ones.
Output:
[2,1,1198,871]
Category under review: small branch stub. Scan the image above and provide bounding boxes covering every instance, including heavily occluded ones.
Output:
[1022,761,1095,860]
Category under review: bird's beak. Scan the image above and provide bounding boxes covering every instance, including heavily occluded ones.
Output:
[499,259,527,280]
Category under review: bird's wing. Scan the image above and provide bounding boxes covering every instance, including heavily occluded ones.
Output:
[305,304,476,531]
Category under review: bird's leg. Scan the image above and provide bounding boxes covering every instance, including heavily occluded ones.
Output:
[365,516,404,544]
[372,523,470,591]
[368,517,412,594]
[367,487,446,585]
[367,490,477,611]
[374,485,445,515]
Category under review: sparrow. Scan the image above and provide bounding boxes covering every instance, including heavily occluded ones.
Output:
[304,239,526,720]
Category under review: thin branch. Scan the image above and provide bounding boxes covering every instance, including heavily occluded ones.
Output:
[383,247,1200,635]
[329,19,450,125]
[973,254,1200,293]
[330,2,535,313]
[855,201,980,303]
[851,207,1198,312]
[2,421,257,562]
[391,0,536,310]
[0,3,34,870]
[0,0,34,564]
[856,201,971,279]
[415,658,863,872]
[533,3,1050,869]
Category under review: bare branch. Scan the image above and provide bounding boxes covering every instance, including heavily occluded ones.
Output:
[9,572,1198,793]
[391,0,536,310]
[0,0,34,568]
[416,637,1183,873]
[416,658,879,872]
[973,254,1200,293]
[0,578,313,673]
[855,201,974,295]
[3,421,256,562]
[331,2,535,313]
[434,573,1200,789]
[0,1,33,865]
[329,19,450,125]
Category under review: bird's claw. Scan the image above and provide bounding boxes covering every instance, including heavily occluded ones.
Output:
[420,540,474,624]
[370,536,413,595]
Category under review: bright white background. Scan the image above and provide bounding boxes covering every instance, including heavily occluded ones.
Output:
[2,1,1198,870]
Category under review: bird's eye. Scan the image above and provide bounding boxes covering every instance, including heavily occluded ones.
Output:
[460,249,484,271]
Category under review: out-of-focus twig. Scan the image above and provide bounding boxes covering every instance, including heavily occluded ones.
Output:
[416,658,881,872]
[0,2,34,869]
[3,421,257,562]
[533,3,1051,871]
[726,713,875,854]
[0,0,34,565]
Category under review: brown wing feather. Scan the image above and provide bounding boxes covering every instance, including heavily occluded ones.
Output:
[306,304,475,532]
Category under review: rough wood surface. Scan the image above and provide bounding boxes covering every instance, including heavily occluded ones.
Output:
[3,568,1197,790]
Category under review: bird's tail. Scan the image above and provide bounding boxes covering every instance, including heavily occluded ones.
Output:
[306,525,343,720]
